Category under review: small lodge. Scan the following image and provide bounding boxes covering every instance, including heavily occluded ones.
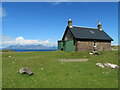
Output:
[58,19,113,51]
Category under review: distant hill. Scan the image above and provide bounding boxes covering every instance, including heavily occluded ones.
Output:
[3,44,57,50]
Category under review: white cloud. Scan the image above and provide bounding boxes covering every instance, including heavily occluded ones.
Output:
[50,0,69,5]
[0,7,7,18]
[2,36,50,45]
[1,36,57,48]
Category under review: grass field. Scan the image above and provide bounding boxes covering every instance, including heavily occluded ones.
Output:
[2,50,118,88]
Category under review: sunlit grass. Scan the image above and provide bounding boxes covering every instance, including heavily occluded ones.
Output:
[2,51,118,88]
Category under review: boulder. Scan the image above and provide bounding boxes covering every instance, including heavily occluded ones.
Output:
[19,67,34,75]
[104,63,119,70]
[96,63,105,68]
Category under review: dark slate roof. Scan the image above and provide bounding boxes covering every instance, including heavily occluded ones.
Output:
[69,26,113,41]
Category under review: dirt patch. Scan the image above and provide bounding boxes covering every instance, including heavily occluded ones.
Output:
[59,59,89,62]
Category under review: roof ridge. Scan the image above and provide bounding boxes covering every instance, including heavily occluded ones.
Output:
[73,26,98,30]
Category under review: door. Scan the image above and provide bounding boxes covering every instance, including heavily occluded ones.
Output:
[64,40,75,51]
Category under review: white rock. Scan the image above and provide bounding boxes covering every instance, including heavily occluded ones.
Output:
[89,52,93,55]
[41,68,44,70]
[19,68,26,74]
[104,63,119,69]
[9,56,11,57]
[96,63,105,68]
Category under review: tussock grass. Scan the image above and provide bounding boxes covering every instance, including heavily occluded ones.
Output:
[2,51,118,88]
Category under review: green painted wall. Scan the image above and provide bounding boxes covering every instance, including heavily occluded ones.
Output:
[64,40,75,51]
[58,40,75,51]
[58,41,64,50]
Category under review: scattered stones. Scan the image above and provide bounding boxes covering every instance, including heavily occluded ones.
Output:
[104,63,119,70]
[102,72,109,75]
[96,62,119,70]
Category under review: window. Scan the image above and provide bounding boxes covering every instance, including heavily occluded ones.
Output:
[94,40,97,47]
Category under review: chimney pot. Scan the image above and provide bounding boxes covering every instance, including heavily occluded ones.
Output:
[68,19,72,27]
[97,21,102,30]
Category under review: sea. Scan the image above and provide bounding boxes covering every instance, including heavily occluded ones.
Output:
[10,49,57,52]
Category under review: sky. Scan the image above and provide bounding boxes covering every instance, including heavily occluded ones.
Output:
[2,0,120,2]
[1,2,118,48]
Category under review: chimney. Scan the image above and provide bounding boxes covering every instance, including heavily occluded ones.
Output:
[68,19,73,28]
[97,21,102,30]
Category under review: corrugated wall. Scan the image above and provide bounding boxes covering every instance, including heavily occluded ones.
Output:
[64,40,75,51]
[58,41,64,50]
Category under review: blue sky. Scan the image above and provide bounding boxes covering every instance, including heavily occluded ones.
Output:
[1,2,118,47]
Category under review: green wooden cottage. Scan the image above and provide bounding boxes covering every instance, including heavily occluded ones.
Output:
[58,19,113,51]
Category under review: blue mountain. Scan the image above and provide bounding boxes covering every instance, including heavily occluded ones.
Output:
[3,44,57,50]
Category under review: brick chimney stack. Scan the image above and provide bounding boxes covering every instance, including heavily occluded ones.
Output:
[97,21,102,30]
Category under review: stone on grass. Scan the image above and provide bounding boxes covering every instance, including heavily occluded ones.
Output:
[96,62,119,70]
[41,68,44,70]
[89,51,100,55]
[19,67,34,76]
[9,56,11,57]
[104,63,119,70]
[96,63,105,68]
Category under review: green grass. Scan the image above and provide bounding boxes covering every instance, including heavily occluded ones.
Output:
[2,51,118,88]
